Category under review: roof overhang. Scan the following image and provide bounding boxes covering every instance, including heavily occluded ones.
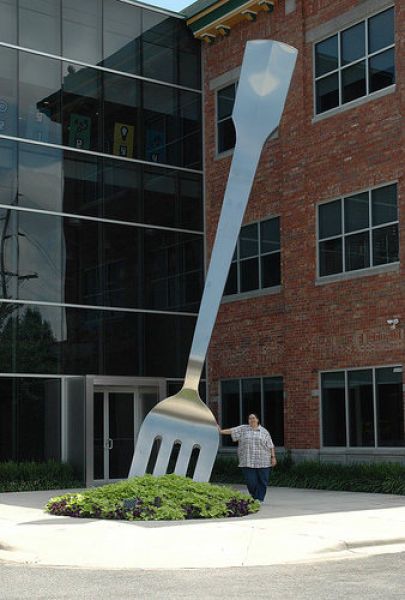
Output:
[186,0,277,43]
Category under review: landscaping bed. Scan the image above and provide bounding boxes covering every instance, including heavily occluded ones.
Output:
[0,461,81,493]
[46,474,260,520]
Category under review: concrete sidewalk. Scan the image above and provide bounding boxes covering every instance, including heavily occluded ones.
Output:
[1,486,405,569]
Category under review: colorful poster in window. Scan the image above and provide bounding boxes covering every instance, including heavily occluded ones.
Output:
[68,113,91,150]
[146,125,166,163]
[113,122,134,158]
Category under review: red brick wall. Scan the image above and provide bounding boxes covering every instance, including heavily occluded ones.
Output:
[202,0,404,450]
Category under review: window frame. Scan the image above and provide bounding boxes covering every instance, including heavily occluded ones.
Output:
[224,215,281,297]
[316,182,399,280]
[215,80,237,157]
[219,375,284,448]
[319,364,404,450]
[313,6,396,117]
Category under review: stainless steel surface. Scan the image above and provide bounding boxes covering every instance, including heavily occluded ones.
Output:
[128,40,297,482]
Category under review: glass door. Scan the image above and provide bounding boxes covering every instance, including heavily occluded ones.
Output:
[93,385,159,481]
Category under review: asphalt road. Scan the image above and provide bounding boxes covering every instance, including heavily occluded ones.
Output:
[1,553,404,600]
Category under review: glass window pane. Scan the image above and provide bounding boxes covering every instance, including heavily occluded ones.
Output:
[218,118,236,153]
[368,8,394,54]
[179,174,203,231]
[261,253,281,288]
[19,144,63,212]
[341,22,365,65]
[0,0,17,44]
[263,377,284,446]
[372,224,399,266]
[62,63,101,152]
[319,238,343,276]
[316,72,339,114]
[344,192,369,233]
[0,139,17,205]
[179,90,202,170]
[142,11,176,84]
[63,150,101,217]
[242,379,262,423]
[178,27,201,89]
[345,232,370,271]
[103,72,140,158]
[261,217,280,253]
[240,223,258,259]
[144,313,195,378]
[348,369,374,447]
[315,35,338,77]
[376,367,405,447]
[217,84,236,120]
[62,0,102,66]
[224,262,238,296]
[342,60,366,103]
[143,82,178,165]
[319,200,342,238]
[221,380,239,447]
[103,0,141,74]
[16,304,62,374]
[369,49,395,93]
[63,307,102,375]
[240,258,259,292]
[19,0,61,55]
[372,184,397,226]
[19,52,62,144]
[0,46,17,136]
[321,372,346,447]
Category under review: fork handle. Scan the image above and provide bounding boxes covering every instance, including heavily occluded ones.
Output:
[183,141,263,390]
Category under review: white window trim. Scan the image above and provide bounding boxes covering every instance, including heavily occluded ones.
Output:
[316,181,399,281]
[312,5,396,118]
[319,364,404,451]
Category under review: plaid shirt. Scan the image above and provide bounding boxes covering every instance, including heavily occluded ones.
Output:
[231,425,274,468]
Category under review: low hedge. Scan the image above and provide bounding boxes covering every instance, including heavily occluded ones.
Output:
[212,454,405,495]
[46,474,260,520]
[0,460,82,493]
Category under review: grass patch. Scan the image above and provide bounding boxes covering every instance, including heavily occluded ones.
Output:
[212,454,405,495]
[46,474,260,521]
[0,461,82,493]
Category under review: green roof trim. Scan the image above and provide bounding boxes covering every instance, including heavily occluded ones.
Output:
[188,0,252,33]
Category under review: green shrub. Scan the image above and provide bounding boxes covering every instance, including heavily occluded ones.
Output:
[46,474,260,521]
[212,454,405,495]
[0,461,82,492]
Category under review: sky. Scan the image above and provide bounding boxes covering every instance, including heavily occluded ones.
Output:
[149,1,192,12]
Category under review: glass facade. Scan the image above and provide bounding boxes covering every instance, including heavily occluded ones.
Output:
[0,0,202,462]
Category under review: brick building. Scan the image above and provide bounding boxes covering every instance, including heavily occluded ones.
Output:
[185,0,405,462]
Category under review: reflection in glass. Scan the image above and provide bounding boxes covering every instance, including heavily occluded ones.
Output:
[0,377,61,461]
[103,72,140,158]
[103,158,141,222]
[341,22,365,65]
[0,46,17,136]
[63,150,100,216]
[0,140,17,205]
[142,10,176,84]
[369,49,395,93]
[315,35,338,77]
[62,0,102,66]
[240,223,258,259]
[62,63,101,152]
[221,380,239,447]
[345,232,370,271]
[319,238,343,276]
[144,82,176,165]
[344,192,369,233]
[373,225,399,266]
[372,184,397,226]
[19,52,61,144]
[316,73,339,114]
[103,0,141,74]
[19,0,61,56]
[0,0,17,44]
[19,144,63,212]
[342,61,366,104]
[348,369,374,446]
[368,8,394,54]
[376,367,405,447]
[321,371,346,446]
[319,200,341,239]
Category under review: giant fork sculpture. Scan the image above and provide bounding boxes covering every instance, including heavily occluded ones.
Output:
[129,40,298,482]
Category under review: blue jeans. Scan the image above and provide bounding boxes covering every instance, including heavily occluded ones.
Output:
[241,467,271,501]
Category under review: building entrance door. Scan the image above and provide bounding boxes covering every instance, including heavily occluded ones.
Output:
[93,386,158,482]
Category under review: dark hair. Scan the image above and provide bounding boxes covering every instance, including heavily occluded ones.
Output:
[248,413,260,425]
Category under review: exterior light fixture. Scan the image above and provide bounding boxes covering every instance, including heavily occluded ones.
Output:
[241,10,257,21]
[216,24,231,36]
[258,1,275,12]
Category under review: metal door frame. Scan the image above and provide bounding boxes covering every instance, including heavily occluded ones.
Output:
[85,376,166,486]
